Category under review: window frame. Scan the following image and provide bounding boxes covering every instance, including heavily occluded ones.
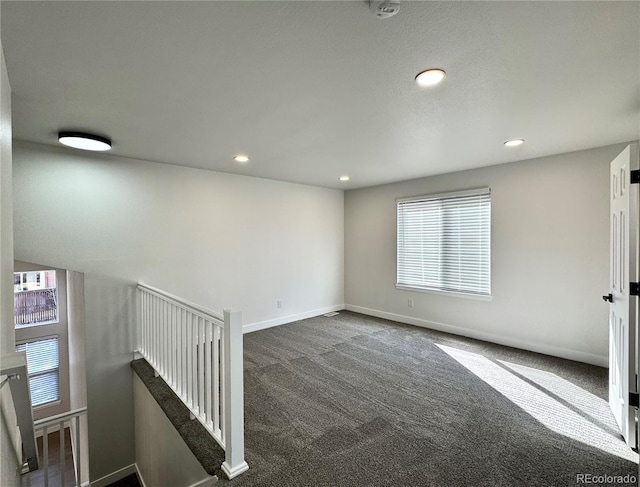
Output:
[14,264,70,418]
[15,335,61,408]
[14,269,60,328]
[396,187,492,301]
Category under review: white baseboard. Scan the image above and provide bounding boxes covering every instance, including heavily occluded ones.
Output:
[135,462,216,487]
[345,304,608,367]
[187,475,219,487]
[90,464,137,487]
[134,463,147,487]
[243,304,345,334]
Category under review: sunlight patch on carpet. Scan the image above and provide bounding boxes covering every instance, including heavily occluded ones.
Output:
[436,344,638,463]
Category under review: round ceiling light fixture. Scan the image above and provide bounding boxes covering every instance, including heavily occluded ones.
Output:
[233,154,250,163]
[368,1,400,19]
[58,131,111,151]
[504,138,525,147]
[339,175,350,182]
[415,68,446,87]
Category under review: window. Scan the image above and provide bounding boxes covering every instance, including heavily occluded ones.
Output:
[14,268,67,413]
[15,337,60,407]
[396,188,491,298]
[14,270,58,327]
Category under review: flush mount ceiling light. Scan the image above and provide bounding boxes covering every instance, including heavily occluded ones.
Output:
[339,175,350,182]
[233,154,250,163]
[415,68,446,87]
[368,0,400,19]
[58,131,111,151]
[504,138,525,147]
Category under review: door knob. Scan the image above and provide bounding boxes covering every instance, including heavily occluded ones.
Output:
[602,293,613,303]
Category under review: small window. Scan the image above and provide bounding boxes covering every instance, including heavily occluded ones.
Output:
[15,336,60,407]
[14,270,58,328]
[397,188,491,297]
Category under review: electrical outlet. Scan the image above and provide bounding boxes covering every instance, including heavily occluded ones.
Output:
[277,299,283,309]
[408,299,414,308]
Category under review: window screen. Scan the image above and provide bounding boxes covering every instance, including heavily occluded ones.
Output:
[15,337,60,407]
[397,188,491,297]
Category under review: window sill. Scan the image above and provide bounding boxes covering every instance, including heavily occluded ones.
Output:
[15,319,60,329]
[395,284,492,301]
[33,399,61,411]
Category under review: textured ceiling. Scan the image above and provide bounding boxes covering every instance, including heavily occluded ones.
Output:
[2,1,639,189]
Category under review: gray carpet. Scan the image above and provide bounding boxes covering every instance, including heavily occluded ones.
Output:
[219,311,637,487]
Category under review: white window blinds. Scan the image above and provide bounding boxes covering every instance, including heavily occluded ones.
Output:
[397,188,491,297]
[15,336,60,407]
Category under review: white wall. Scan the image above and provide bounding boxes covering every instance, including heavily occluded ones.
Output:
[0,41,20,487]
[345,144,627,366]
[133,375,212,487]
[1,45,13,355]
[67,270,90,486]
[0,388,20,487]
[12,141,344,481]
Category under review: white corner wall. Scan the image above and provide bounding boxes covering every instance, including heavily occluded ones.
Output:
[133,375,212,487]
[12,141,344,481]
[345,144,627,366]
[0,45,13,355]
[0,41,21,487]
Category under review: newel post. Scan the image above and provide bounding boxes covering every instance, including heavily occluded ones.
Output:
[221,309,249,479]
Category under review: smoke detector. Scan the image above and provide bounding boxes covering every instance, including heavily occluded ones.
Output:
[369,1,400,19]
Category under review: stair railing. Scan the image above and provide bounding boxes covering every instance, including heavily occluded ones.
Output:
[136,283,248,479]
[1,352,38,473]
[32,407,88,487]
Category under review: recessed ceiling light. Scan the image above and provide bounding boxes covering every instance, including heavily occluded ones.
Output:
[415,68,446,87]
[504,138,525,147]
[58,132,111,151]
[234,154,250,163]
[339,175,350,181]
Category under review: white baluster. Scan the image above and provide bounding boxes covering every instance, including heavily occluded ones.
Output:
[198,316,205,418]
[205,320,212,428]
[59,421,65,487]
[220,326,226,444]
[193,312,199,410]
[43,425,49,487]
[74,416,81,487]
[214,324,221,436]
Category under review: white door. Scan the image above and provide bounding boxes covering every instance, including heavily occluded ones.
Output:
[607,144,638,448]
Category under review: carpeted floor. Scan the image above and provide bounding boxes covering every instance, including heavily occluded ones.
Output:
[219,311,637,487]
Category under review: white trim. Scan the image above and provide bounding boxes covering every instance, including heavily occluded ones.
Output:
[397,186,491,204]
[134,464,147,487]
[34,421,63,438]
[138,283,223,323]
[90,464,137,487]
[221,460,249,480]
[243,304,344,334]
[395,284,493,301]
[34,406,87,428]
[345,304,608,367]
[134,463,216,487]
[186,475,219,487]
